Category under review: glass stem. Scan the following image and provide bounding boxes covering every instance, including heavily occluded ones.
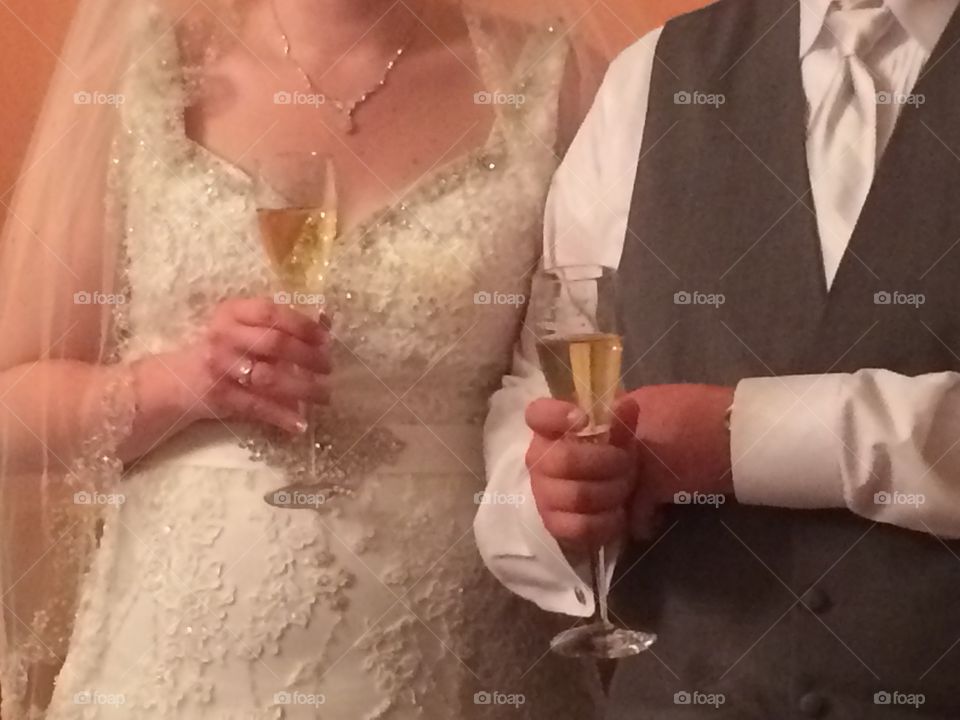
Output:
[592,546,611,626]
[308,406,316,479]
[295,399,316,476]
[293,300,319,482]
[308,301,320,482]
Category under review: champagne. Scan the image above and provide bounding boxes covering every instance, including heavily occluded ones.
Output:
[257,207,337,293]
[536,332,623,434]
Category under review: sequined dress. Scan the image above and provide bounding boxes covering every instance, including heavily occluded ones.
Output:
[43,7,601,720]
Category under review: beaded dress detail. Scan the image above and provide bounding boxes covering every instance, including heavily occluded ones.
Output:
[43,5,601,720]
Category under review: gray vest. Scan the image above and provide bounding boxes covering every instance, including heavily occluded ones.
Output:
[610,0,960,717]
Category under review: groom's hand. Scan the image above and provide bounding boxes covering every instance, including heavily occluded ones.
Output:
[525,397,640,554]
[626,384,735,540]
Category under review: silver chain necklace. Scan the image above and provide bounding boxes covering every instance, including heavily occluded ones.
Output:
[271,1,418,134]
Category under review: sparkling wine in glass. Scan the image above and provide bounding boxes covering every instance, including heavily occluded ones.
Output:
[531,264,657,659]
[253,152,338,509]
[254,152,337,310]
[536,332,623,438]
[257,207,337,297]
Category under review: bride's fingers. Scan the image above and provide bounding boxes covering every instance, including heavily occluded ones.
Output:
[222,296,329,346]
[214,384,307,435]
[246,361,331,405]
[218,324,331,374]
[207,349,329,403]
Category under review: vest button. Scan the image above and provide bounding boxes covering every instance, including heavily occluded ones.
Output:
[803,588,831,614]
[799,691,827,717]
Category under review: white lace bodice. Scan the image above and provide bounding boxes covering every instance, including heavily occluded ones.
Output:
[44,6,601,720]
[118,8,558,413]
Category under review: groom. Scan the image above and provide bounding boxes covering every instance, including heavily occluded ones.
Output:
[477,0,960,717]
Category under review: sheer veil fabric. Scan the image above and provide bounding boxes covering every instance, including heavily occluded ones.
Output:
[0,0,650,716]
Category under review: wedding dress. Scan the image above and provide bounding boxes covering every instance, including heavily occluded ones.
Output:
[37,4,602,719]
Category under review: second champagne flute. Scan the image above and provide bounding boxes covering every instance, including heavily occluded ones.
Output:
[531,264,657,659]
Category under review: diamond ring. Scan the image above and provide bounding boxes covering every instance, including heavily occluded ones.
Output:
[237,358,255,387]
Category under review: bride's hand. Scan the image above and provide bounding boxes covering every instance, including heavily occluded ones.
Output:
[138,297,332,435]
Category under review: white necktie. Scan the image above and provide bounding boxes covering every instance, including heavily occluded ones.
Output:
[807,2,895,287]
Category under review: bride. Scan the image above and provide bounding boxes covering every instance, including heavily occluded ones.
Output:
[0,0,628,718]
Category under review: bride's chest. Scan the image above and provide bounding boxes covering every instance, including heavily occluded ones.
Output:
[119,140,548,376]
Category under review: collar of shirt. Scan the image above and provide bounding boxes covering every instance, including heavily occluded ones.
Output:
[799,0,960,58]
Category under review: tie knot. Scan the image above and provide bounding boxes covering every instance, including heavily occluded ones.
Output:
[825,3,895,57]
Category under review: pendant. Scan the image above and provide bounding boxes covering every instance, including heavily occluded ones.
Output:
[341,103,358,135]
[329,100,356,135]
[342,112,357,135]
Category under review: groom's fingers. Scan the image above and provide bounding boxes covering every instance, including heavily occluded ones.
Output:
[531,475,633,514]
[526,398,589,439]
[526,436,631,480]
[540,508,627,551]
[527,397,637,551]
[609,395,640,450]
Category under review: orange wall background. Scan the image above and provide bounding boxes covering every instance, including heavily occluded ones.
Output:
[0,0,708,224]
[0,0,79,219]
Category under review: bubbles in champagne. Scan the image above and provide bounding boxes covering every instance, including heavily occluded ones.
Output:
[257,207,337,292]
[536,332,623,433]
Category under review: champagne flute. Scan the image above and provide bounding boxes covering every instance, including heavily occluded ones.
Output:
[253,152,337,508]
[254,152,337,312]
[531,264,657,659]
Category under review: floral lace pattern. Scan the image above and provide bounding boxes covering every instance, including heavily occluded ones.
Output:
[43,4,602,719]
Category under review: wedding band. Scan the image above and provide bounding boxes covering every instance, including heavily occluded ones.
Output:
[237,359,255,387]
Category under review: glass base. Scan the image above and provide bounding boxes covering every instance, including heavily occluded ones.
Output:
[550,623,656,659]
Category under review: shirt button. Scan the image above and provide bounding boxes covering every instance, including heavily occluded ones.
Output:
[574,587,588,605]
[803,588,832,614]
[799,691,827,717]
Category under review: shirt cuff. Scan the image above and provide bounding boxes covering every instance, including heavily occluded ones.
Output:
[476,471,617,619]
[515,477,598,616]
[731,374,846,509]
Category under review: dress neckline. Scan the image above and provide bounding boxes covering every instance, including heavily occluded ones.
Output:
[177,9,515,241]
[185,124,505,243]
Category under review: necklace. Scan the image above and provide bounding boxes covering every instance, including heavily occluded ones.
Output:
[271,1,419,134]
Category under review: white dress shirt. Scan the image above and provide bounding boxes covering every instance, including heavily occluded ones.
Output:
[475,0,960,618]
